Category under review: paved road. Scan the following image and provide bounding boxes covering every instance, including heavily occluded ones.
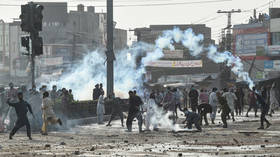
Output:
[0,111,280,157]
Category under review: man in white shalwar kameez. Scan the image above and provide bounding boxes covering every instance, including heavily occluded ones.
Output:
[144,93,158,131]
[41,92,62,135]
[97,92,105,124]
[222,88,237,122]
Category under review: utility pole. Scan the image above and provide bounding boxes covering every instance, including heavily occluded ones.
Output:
[217,9,241,51]
[217,9,241,87]
[72,22,76,65]
[106,0,115,97]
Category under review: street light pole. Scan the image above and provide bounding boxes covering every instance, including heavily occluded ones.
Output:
[106,0,114,97]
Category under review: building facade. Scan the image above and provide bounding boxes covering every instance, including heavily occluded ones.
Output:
[0,3,127,85]
[134,24,219,86]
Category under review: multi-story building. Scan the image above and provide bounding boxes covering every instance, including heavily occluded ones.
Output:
[134,24,219,86]
[232,8,280,81]
[0,2,127,85]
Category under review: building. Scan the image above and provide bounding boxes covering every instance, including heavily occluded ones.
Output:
[134,24,219,86]
[232,8,280,81]
[0,2,128,85]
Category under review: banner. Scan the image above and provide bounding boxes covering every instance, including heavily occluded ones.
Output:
[146,60,203,68]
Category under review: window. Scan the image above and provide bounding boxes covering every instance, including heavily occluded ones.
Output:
[272,32,280,45]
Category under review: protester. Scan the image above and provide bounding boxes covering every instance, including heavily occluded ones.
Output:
[50,85,58,104]
[256,93,271,130]
[269,83,279,116]
[209,88,218,124]
[235,87,244,115]
[189,85,199,112]
[162,87,176,123]
[183,109,202,131]
[126,91,143,133]
[217,91,230,128]
[41,92,62,135]
[7,92,34,140]
[246,87,258,117]
[144,93,158,131]
[7,82,18,129]
[199,89,209,104]
[174,88,183,118]
[197,103,212,126]
[106,94,124,127]
[155,90,163,107]
[223,88,237,122]
[69,89,74,102]
[97,91,105,124]
[92,84,100,101]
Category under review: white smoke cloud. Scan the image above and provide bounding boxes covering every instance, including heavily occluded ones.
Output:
[41,27,254,131]
[157,28,254,89]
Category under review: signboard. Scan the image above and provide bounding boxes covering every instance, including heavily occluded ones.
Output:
[146,60,203,68]
[162,50,184,59]
[235,33,268,55]
[264,60,280,71]
[41,57,63,66]
[256,71,264,79]
[274,60,280,70]
[270,18,280,32]
[267,45,280,56]
[264,60,273,69]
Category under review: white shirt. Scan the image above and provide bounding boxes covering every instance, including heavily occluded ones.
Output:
[209,92,218,107]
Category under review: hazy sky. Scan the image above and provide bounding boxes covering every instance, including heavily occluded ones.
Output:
[0,0,278,43]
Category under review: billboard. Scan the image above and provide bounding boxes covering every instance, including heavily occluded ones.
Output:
[162,50,184,59]
[267,45,280,56]
[264,60,280,71]
[41,57,63,66]
[235,33,268,56]
[146,60,203,68]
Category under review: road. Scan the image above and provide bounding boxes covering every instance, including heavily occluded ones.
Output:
[0,111,280,157]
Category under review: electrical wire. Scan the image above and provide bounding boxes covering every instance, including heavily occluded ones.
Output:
[0,0,232,7]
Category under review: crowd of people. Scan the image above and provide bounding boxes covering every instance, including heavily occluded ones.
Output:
[0,82,74,139]
[0,81,279,139]
[118,83,279,133]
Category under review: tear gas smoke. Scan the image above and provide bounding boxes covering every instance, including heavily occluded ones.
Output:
[147,101,181,131]
[41,27,254,131]
[156,28,254,89]
[47,42,158,100]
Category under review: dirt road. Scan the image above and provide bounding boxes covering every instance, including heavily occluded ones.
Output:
[0,112,280,157]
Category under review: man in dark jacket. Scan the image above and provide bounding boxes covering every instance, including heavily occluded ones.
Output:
[92,84,100,101]
[106,94,124,127]
[197,103,212,126]
[126,91,143,133]
[189,86,199,112]
[183,109,202,131]
[256,93,271,129]
[217,91,230,128]
[7,92,34,140]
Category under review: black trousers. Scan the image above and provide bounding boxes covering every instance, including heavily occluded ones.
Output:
[108,111,124,125]
[221,110,230,127]
[10,116,31,137]
[190,99,198,112]
[235,100,242,115]
[199,110,209,125]
[260,110,270,127]
[187,117,202,131]
[247,103,258,115]
[126,111,143,131]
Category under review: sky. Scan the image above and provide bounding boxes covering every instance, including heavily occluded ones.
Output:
[0,0,279,44]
